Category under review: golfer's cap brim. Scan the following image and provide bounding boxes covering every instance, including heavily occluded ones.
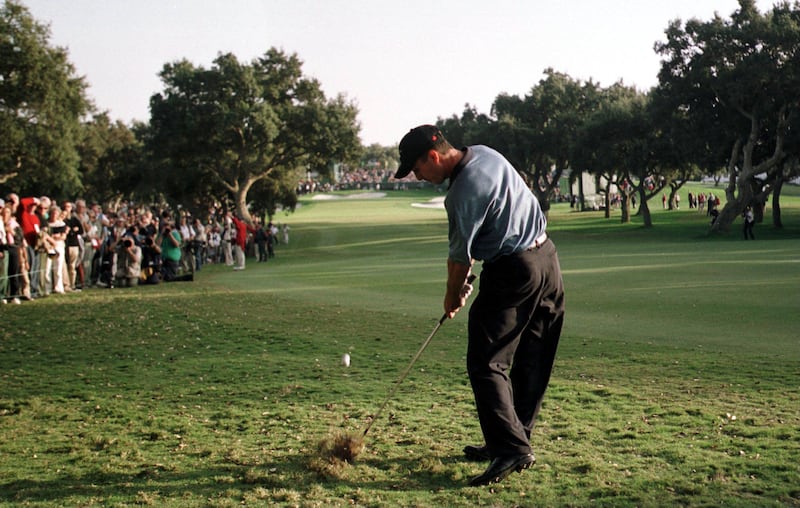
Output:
[394,162,413,179]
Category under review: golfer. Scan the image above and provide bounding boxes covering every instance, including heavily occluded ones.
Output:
[395,125,565,486]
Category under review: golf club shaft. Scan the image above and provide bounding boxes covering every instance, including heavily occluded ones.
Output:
[362,274,476,437]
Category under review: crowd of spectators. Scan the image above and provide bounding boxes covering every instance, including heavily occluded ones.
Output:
[298,167,436,195]
[1,192,290,304]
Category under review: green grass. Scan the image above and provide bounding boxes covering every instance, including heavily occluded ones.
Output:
[1,187,799,507]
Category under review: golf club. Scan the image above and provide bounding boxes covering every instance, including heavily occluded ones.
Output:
[362,273,477,438]
[319,273,477,463]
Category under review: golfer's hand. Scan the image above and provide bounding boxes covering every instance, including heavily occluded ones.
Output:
[445,275,476,319]
[459,280,474,300]
[444,293,466,319]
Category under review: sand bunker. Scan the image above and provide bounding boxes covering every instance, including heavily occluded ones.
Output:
[309,192,445,209]
[311,192,387,200]
[411,196,446,209]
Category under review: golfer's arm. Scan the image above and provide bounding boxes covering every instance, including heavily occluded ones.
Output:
[445,258,472,316]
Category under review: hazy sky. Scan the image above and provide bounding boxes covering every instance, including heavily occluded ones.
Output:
[23,0,776,146]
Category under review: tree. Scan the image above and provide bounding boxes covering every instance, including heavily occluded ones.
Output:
[654,0,800,233]
[360,143,396,173]
[571,84,670,226]
[76,113,145,205]
[489,70,603,213]
[0,0,91,196]
[436,104,495,149]
[148,49,361,222]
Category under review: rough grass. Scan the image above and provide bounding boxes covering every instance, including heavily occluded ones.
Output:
[1,186,799,507]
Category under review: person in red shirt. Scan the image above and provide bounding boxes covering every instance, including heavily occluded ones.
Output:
[17,197,42,298]
[229,212,255,271]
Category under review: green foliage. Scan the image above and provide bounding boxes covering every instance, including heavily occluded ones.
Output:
[76,113,144,204]
[360,143,395,170]
[0,0,91,195]
[443,71,604,211]
[1,189,798,506]
[654,0,800,231]
[147,48,361,222]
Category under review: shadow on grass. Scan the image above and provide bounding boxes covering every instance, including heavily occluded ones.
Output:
[1,454,479,504]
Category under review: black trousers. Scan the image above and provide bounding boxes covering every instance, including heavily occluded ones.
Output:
[743,221,755,240]
[5,246,21,299]
[467,239,565,457]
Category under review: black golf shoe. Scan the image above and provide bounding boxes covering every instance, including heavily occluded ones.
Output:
[463,444,491,461]
[468,453,535,486]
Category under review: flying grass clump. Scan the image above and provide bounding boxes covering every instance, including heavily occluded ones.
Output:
[308,430,365,478]
[318,430,365,462]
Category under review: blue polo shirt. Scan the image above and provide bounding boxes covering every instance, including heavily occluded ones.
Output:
[445,145,546,264]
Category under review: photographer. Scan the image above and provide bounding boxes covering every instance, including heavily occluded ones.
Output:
[139,235,162,285]
[159,221,191,282]
[115,235,142,287]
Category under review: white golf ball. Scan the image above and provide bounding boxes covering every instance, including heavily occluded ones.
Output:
[341,353,351,367]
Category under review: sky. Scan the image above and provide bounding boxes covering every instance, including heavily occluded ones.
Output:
[23,0,777,147]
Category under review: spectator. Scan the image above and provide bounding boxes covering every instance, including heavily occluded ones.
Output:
[159,220,192,282]
[230,212,255,271]
[115,234,142,287]
[33,197,55,296]
[2,200,24,304]
[140,234,162,285]
[63,201,84,292]
[266,226,275,259]
[178,215,194,268]
[207,225,221,264]
[87,203,108,286]
[47,205,67,294]
[221,217,234,266]
[281,223,290,245]
[75,199,91,289]
[743,206,755,240]
[0,198,6,302]
[255,222,268,262]
[159,220,180,280]
[18,196,42,298]
[192,217,206,271]
[269,221,279,245]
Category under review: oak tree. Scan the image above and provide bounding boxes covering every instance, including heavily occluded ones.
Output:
[0,0,90,195]
[148,49,361,222]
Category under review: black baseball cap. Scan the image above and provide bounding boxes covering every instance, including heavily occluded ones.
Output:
[394,125,445,179]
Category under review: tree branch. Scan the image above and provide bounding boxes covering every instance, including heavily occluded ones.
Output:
[0,172,19,185]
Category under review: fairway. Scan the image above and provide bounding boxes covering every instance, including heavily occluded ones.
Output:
[1,188,799,507]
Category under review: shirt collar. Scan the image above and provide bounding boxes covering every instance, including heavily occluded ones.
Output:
[448,147,472,189]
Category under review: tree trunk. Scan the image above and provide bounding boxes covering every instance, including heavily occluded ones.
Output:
[753,197,765,223]
[234,177,258,224]
[667,187,677,210]
[536,187,551,216]
[772,178,783,228]
[620,193,630,224]
[639,188,653,228]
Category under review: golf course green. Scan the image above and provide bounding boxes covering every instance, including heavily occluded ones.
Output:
[1,185,798,507]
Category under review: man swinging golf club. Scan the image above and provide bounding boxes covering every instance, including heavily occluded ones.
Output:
[395,125,565,487]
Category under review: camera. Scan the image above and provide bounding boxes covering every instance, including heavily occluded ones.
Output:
[123,239,133,248]
[145,237,154,246]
